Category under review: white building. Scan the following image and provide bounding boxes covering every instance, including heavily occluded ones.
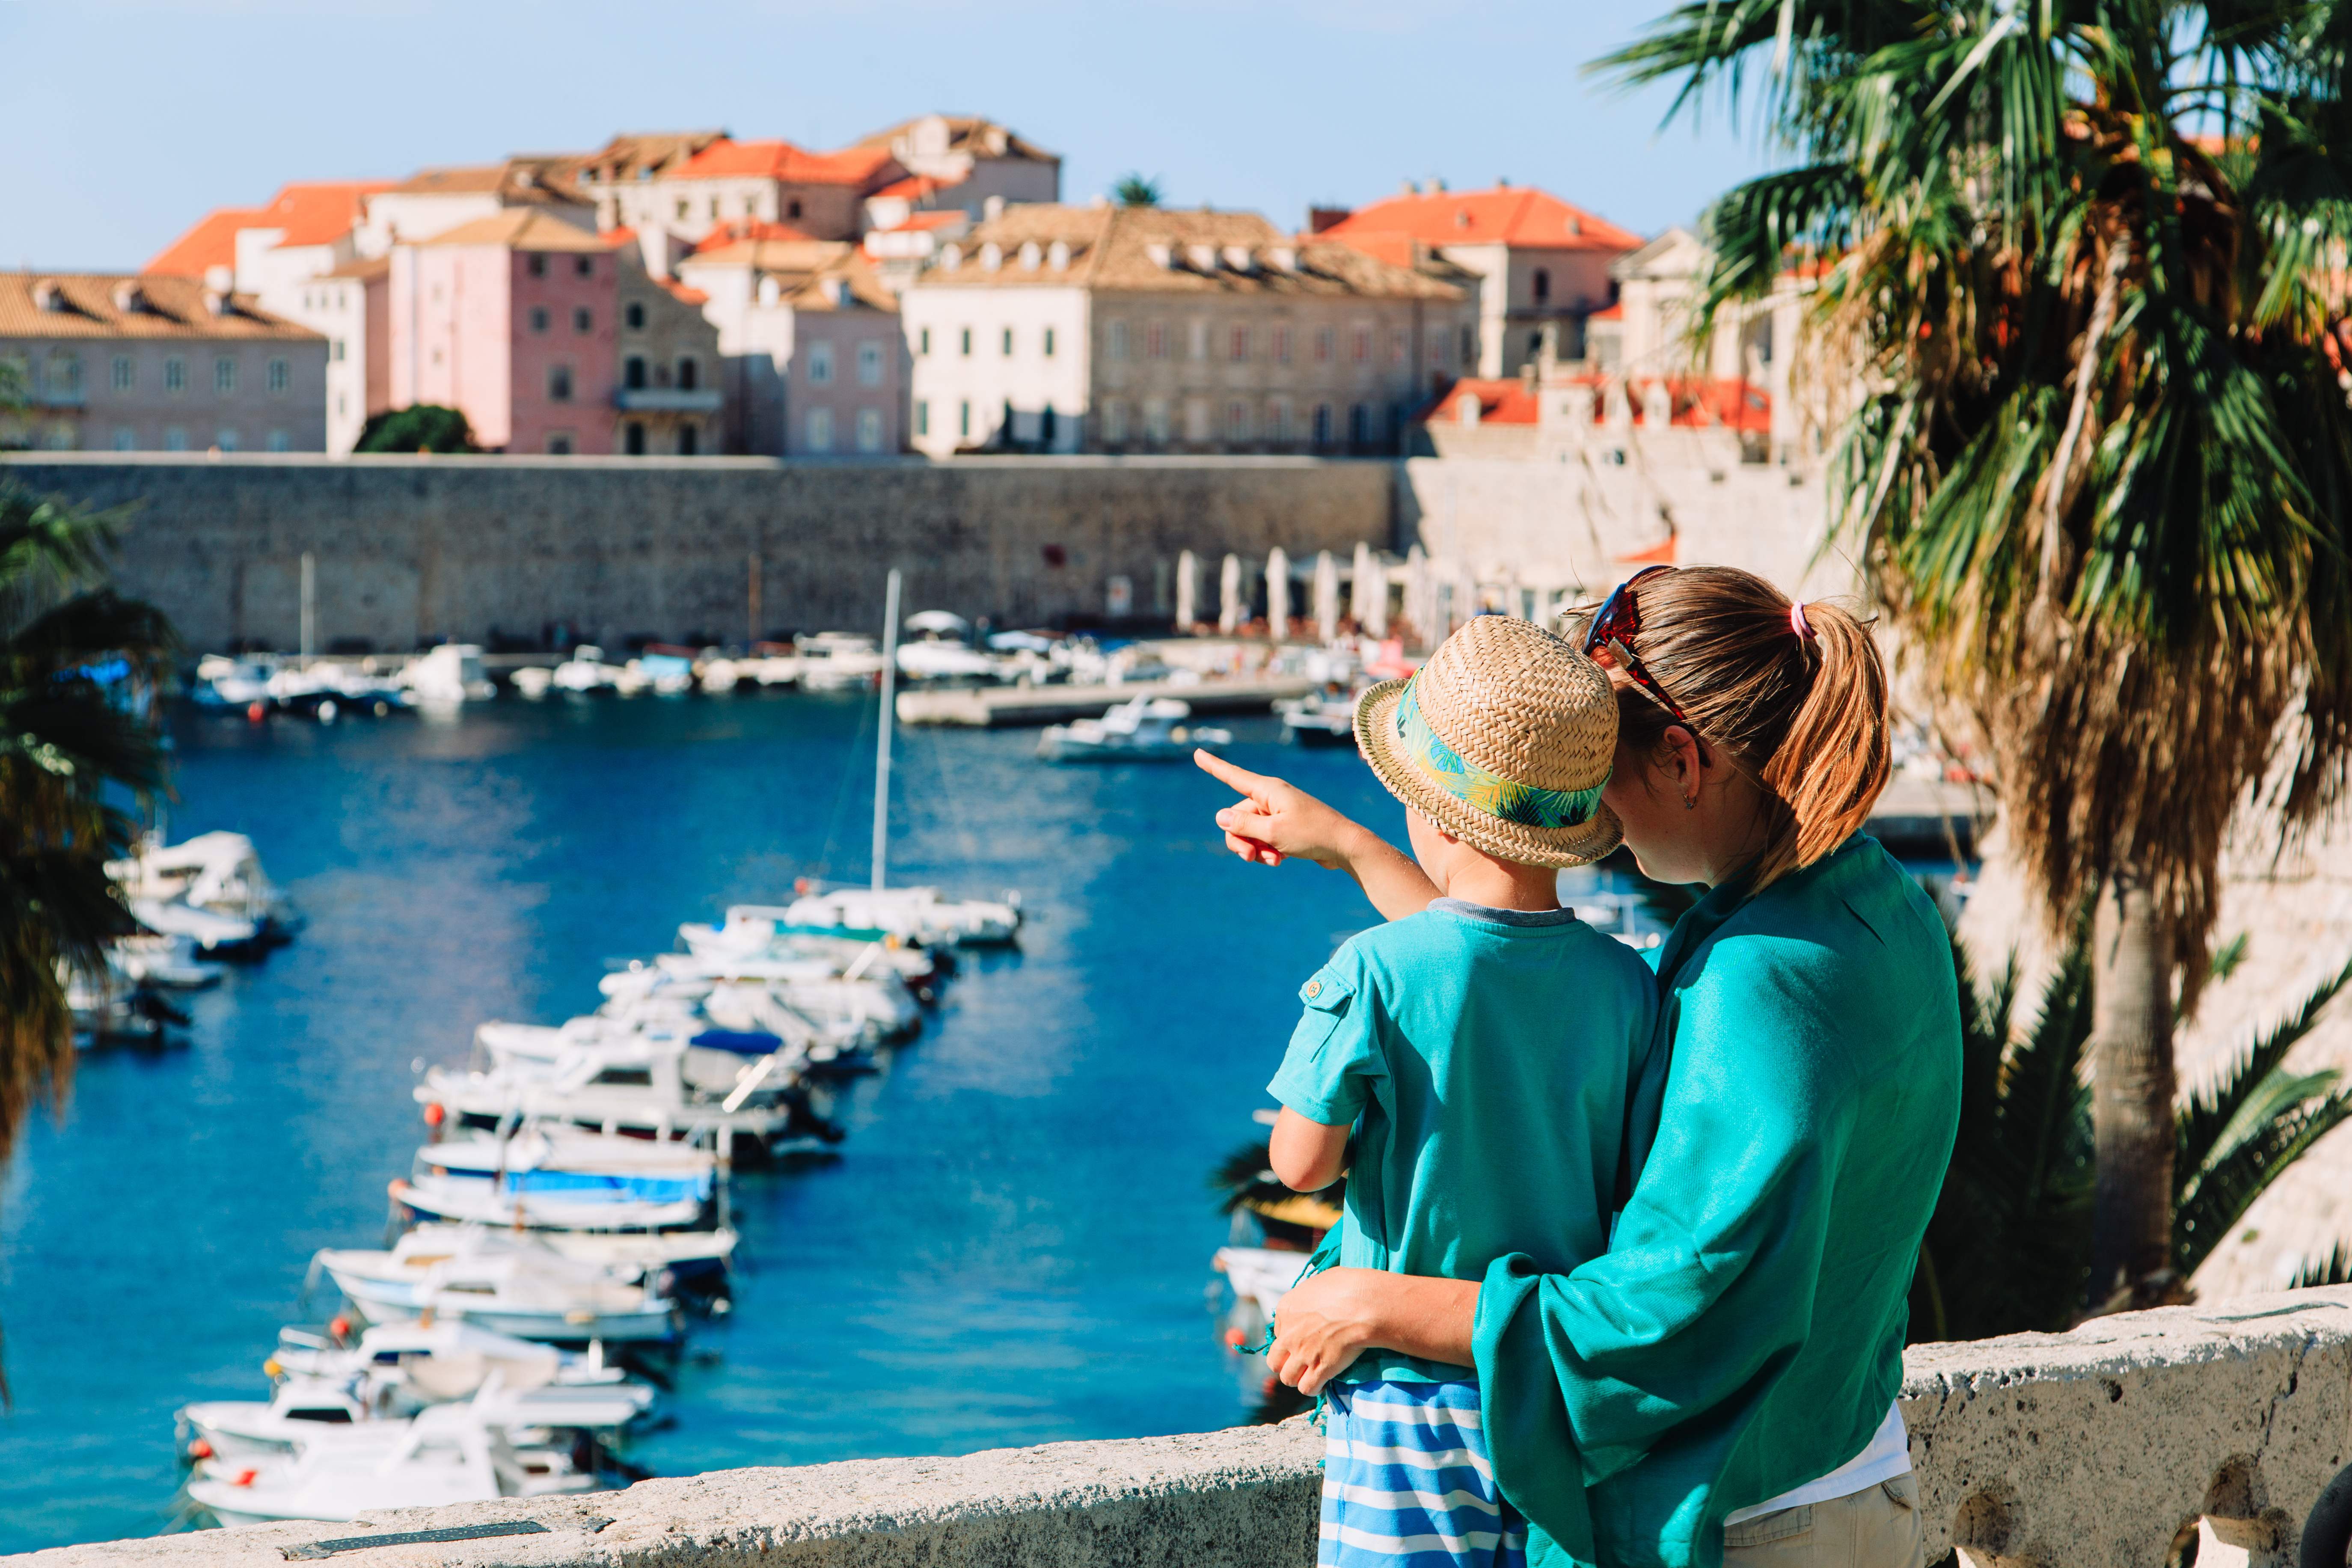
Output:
[901,204,1473,457]
[854,115,1060,229]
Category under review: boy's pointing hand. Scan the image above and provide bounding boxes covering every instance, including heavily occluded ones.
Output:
[1195,751,1359,870]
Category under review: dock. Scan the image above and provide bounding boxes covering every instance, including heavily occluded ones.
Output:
[1866,774,1993,857]
[897,678,1319,728]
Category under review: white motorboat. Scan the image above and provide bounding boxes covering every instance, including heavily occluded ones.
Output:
[1213,1246,1312,1319]
[772,886,1022,947]
[1038,695,1232,763]
[186,1402,601,1525]
[510,665,555,698]
[110,932,225,989]
[181,1369,651,1462]
[110,829,299,945]
[403,643,494,704]
[599,961,919,1046]
[896,613,1007,682]
[316,1229,679,1342]
[665,922,946,983]
[550,647,621,694]
[191,653,273,709]
[1277,689,1360,748]
[398,1125,719,1231]
[793,631,887,690]
[366,1222,736,1292]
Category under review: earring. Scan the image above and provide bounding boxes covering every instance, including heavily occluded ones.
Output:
[1684,794,1698,811]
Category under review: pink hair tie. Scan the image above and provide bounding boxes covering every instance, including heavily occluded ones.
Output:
[1791,600,1816,641]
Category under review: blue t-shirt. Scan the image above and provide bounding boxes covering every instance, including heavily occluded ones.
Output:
[1268,897,1660,1383]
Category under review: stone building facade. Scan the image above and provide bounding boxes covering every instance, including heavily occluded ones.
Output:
[901,205,1473,457]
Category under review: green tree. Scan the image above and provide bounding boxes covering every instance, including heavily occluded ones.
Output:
[1114,174,1164,209]
[1606,0,2352,1310]
[0,482,175,1161]
[354,404,476,454]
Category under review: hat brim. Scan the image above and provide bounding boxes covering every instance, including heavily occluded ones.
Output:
[1353,678,1623,870]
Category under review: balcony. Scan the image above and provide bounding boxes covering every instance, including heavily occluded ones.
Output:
[30,1283,2352,1567]
[614,387,721,413]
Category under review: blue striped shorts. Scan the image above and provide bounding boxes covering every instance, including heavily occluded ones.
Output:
[1319,1378,1528,1568]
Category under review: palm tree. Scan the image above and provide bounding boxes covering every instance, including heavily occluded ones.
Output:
[0,479,175,1162]
[1604,0,2352,1309]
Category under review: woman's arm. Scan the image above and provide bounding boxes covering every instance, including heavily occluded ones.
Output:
[1193,751,1438,923]
[1268,1108,1350,1192]
[1265,1268,1479,1396]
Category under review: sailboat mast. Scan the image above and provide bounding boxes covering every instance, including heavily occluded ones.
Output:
[872,568,902,893]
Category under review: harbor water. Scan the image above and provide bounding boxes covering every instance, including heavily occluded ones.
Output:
[0,689,1491,1552]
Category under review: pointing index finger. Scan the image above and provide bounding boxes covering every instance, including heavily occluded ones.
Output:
[1193,748,1274,797]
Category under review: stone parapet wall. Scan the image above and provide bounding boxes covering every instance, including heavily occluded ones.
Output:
[16,1286,2352,1567]
[0,454,1395,653]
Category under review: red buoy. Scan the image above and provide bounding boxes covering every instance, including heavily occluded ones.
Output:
[246,701,266,722]
[423,1102,445,1126]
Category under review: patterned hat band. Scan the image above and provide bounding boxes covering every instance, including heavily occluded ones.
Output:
[1395,678,1608,831]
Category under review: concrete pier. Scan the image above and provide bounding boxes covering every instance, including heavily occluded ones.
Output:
[897,677,1317,727]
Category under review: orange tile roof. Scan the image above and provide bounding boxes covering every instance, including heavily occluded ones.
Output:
[691,219,819,253]
[1414,377,1541,425]
[258,180,393,247]
[888,211,965,233]
[143,207,264,277]
[0,272,322,339]
[1411,373,1770,433]
[421,210,613,252]
[660,279,710,306]
[1588,301,1624,321]
[1322,185,1644,253]
[871,174,957,201]
[670,138,899,187]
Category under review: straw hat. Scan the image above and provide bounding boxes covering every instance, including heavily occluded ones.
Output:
[1354,615,1621,868]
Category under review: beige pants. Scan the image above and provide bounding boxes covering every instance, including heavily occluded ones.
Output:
[1722,1473,1924,1568]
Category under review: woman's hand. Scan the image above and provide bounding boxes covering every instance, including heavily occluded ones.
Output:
[1266,1268,1387,1396]
[1268,1269,1483,1396]
[1194,751,1365,870]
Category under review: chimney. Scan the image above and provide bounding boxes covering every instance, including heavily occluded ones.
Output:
[983,195,1005,221]
[1307,207,1351,234]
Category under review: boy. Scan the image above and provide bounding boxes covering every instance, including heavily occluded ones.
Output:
[1258,615,1659,1568]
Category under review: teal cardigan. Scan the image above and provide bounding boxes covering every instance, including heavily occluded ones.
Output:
[1473,834,1962,1568]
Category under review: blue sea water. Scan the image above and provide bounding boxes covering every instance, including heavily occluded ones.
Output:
[0,689,1444,1553]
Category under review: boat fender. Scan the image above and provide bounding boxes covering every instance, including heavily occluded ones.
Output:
[186,1440,213,1460]
[262,1357,282,1379]
[328,1314,351,1345]
[233,1469,258,1487]
[423,1102,445,1126]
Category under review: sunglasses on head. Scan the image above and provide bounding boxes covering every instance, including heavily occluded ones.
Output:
[1581,565,1699,734]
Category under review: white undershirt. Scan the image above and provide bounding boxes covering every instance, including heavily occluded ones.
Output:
[1721,1403,1910,1525]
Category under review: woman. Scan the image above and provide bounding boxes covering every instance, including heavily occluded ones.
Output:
[1200,566,1961,1568]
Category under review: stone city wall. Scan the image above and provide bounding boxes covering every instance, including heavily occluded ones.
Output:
[17,1286,2352,1567]
[0,455,1396,653]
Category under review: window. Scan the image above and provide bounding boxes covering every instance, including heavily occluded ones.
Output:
[111,355,134,392]
[1312,403,1333,447]
[677,357,699,390]
[1461,324,1474,364]
[624,422,646,455]
[807,406,834,451]
[1269,400,1292,443]
[42,425,74,451]
[708,197,720,220]
[1185,397,1211,442]
[575,256,592,278]
[1226,400,1250,442]
[1044,327,1057,358]
[528,254,547,277]
[1314,327,1333,362]
[675,199,691,220]
[856,408,883,452]
[266,430,288,452]
[267,358,289,395]
[1533,267,1550,305]
[857,341,883,386]
[548,364,574,402]
[215,428,239,451]
[1144,398,1170,443]
[918,327,931,355]
[573,307,593,333]
[915,401,929,437]
[1527,329,1543,356]
[1390,329,1408,364]
[1272,326,1292,364]
[112,427,136,451]
[1427,327,1448,365]
[1109,321,1128,360]
[1103,399,1126,443]
[1229,326,1250,362]
[625,302,646,330]
[163,425,187,451]
[679,423,699,456]
[807,342,833,385]
[332,339,345,362]
[1188,321,1208,360]
[625,356,647,389]
[1001,327,1013,356]
[46,355,80,398]
[530,306,550,333]
[959,327,973,356]
[958,400,971,438]
[546,432,573,455]
[1146,322,1167,359]
[787,199,803,219]
[1349,402,1373,447]
[215,357,236,393]
[336,392,347,415]
[1351,328,1369,365]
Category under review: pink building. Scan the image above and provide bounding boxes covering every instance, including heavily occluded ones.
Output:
[386,210,618,454]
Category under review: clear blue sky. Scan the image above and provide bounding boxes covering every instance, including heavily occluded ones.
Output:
[4,0,1775,273]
